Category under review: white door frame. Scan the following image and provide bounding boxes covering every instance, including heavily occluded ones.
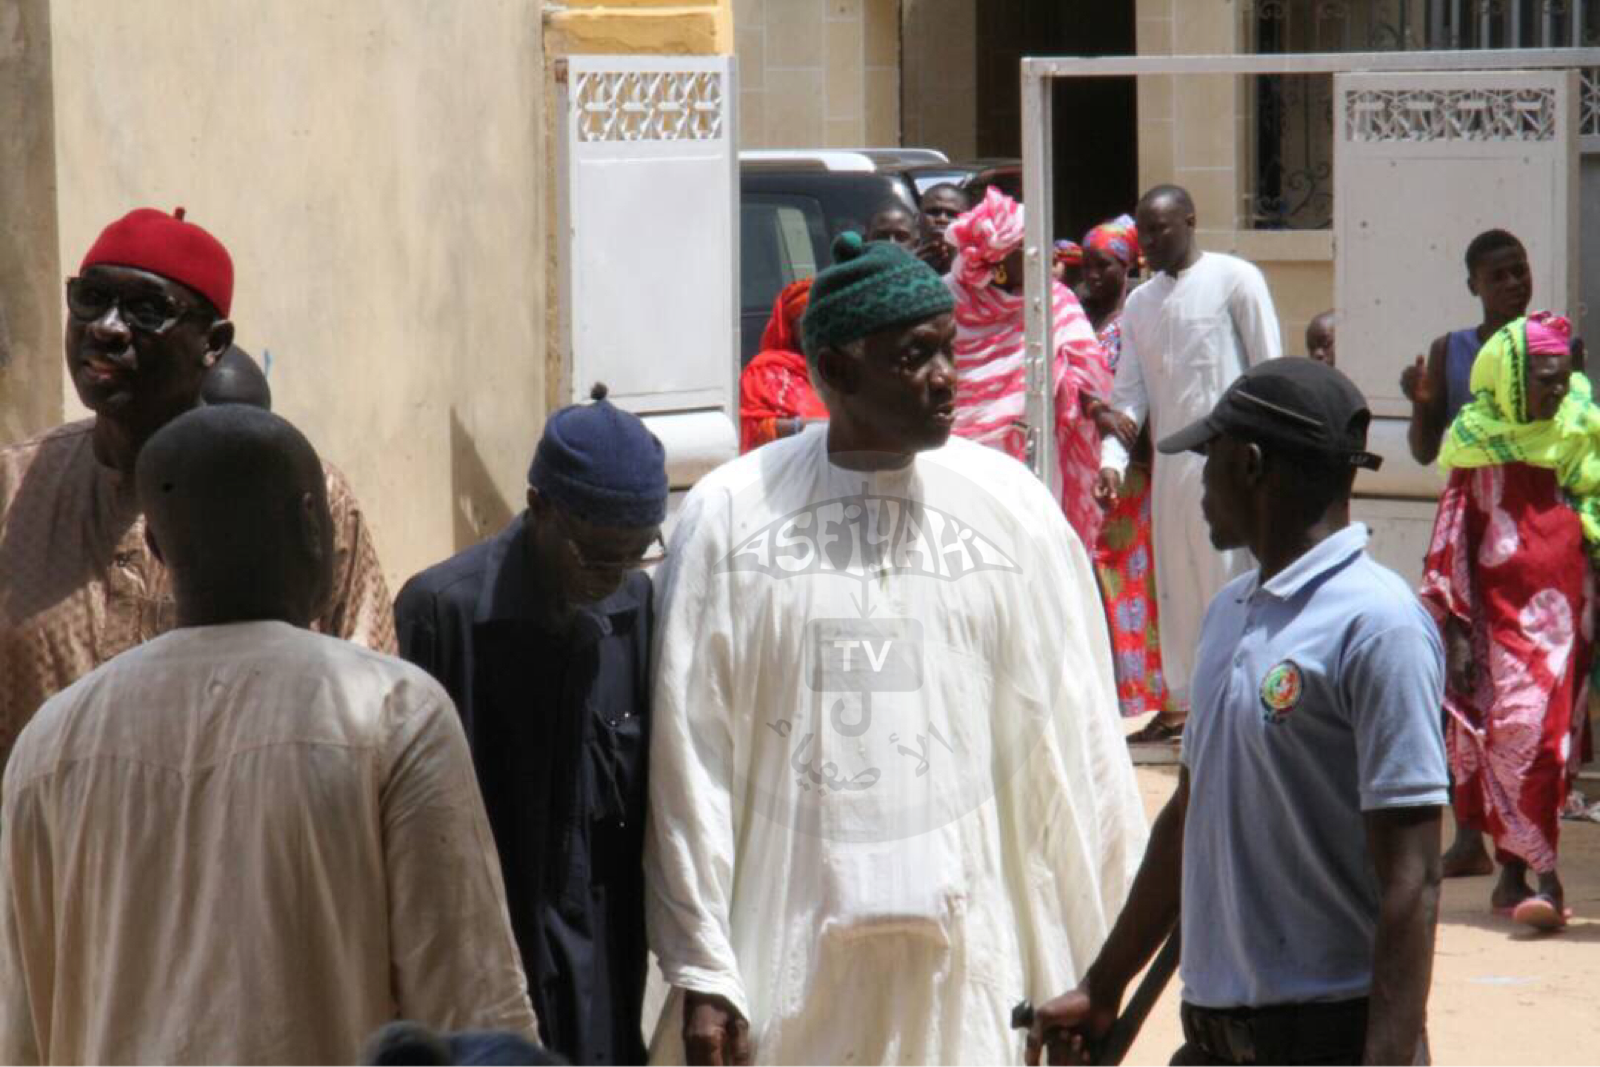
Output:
[1018,47,1600,492]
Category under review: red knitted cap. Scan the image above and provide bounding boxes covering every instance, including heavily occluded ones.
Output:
[80,207,234,316]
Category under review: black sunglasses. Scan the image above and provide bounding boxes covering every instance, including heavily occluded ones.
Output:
[65,277,206,335]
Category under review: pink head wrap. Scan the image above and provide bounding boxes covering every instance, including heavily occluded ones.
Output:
[1526,310,1572,356]
[948,187,1025,289]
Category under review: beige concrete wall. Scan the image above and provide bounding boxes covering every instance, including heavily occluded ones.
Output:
[735,0,900,149]
[1137,0,1247,233]
[1135,0,1333,352]
[1231,232,1337,357]
[36,1,549,588]
[0,0,63,446]
[900,0,976,159]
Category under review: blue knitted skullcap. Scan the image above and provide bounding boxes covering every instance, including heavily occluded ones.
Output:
[527,383,668,527]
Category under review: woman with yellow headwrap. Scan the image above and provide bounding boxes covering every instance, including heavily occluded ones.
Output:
[1420,312,1598,932]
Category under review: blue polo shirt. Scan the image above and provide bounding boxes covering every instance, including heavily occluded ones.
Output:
[1179,523,1447,1009]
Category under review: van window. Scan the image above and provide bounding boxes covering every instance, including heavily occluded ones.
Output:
[740,194,830,363]
[741,195,827,315]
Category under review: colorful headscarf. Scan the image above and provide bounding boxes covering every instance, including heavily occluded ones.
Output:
[1084,214,1141,270]
[1440,312,1600,558]
[742,277,828,453]
[1053,240,1083,268]
[948,188,1025,290]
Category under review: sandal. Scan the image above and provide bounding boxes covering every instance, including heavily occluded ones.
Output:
[1128,716,1184,745]
[1511,894,1571,931]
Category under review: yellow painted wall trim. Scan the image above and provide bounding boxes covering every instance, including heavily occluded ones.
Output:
[559,0,722,9]
[545,2,732,56]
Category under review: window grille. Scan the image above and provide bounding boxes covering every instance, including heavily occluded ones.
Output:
[1246,1,1600,229]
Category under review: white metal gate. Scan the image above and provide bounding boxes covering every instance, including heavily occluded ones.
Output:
[557,56,740,494]
[1336,69,1580,425]
[1332,69,1581,578]
[1021,49,1598,581]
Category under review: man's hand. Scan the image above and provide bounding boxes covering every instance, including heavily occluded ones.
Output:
[1444,619,1473,697]
[916,237,952,274]
[1400,355,1433,407]
[683,991,751,1066]
[1025,987,1119,1066]
[1094,468,1123,508]
[1094,408,1139,450]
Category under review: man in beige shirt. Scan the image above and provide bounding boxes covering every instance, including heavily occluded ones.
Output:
[0,207,394,773]
[0,405,537,1064]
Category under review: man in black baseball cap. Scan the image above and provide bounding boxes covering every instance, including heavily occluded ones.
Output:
[1158,355,1382,473]
[1159,356,1381,556]
[1029,358,1448,1066]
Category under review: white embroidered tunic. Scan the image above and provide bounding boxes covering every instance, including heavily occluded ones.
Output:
[646,428,1146,1064]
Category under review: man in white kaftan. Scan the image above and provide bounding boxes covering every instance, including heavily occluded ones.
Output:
[653,235,1153,1067]
[648,426,1146,1064]
[1099,185,1282,722]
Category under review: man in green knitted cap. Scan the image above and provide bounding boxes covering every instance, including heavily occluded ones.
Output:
[646,234,1146,1064]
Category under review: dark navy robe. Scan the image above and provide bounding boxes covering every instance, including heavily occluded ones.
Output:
[395,515,650,1065]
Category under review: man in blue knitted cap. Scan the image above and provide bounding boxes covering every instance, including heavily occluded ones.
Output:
[647,235,1146,1064]
[395,382,667,1066]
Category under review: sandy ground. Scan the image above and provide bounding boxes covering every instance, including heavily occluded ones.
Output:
[1120,764,1600,1067]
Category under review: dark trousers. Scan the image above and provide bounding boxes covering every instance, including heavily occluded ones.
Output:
[1171,1043,1356,1067]
[1172,999,1371,1066]
[1171,1043,1433,1067]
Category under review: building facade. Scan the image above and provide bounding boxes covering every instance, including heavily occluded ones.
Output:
[737,0,1599,357]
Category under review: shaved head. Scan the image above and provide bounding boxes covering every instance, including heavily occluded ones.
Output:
[138,405,333,627]
[919,183,969,235]
[1306,310,1336,366]
[1138,183,1195,216]
[1136,183,1199,275]
[867,202,921,251]
[200,344,272,410]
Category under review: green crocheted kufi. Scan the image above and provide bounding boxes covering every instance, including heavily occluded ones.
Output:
[801,232,955,359]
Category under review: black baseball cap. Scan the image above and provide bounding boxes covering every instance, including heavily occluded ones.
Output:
[1157,357,1384,470]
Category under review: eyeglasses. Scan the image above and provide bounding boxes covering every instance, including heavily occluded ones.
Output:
[569,532,668,572]
[65,277,204,335]
[553,511,668,573]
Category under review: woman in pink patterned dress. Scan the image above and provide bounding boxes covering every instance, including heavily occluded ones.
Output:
[944,188,1112,549]
[1420,312,1597,931]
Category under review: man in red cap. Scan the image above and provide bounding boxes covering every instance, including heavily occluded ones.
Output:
[0,207,395,773]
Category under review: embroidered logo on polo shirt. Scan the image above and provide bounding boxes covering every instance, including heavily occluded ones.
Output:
[1259,660,1304,724]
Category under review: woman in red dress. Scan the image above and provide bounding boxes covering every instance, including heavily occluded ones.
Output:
[739,278,827,453]
[1420,312,1599,930]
